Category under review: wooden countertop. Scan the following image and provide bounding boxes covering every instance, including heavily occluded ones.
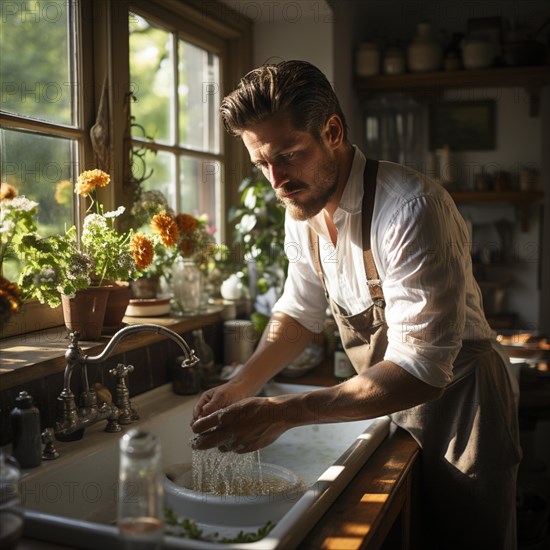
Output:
[18,358,420,549]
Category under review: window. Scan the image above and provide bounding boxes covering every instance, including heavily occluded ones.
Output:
[0,0,83,281]
[0,0,250,339]
[129,11,222,235]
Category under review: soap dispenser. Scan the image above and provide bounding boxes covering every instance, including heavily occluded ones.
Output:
[10,391,42,468]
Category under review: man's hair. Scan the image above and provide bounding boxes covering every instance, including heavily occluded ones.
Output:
[220,60,348,140]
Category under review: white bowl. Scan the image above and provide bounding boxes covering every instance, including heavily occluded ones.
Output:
[164,462,305,526]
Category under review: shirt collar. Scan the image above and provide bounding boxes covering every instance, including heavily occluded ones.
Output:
[305,146,366,236]
[337,145,366,215]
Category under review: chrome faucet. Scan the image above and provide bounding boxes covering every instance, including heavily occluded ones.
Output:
[55,324,199,441]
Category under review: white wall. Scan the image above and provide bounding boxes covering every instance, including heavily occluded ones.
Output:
[251,17,333,80]
[220,0,333,79]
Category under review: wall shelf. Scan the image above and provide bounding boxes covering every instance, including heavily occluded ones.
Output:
[355,65,550,115]
[449,190,544,231]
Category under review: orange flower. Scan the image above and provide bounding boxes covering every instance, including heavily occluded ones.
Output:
[130,233,154,270]
[175,213,198,234]
[74,169,110,197]
[0,182,17,201]
[0,276,21,319]
[151,213,179,247]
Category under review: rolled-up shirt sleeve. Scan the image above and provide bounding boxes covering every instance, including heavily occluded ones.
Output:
[272,217,327,334]
[380,195,466,387]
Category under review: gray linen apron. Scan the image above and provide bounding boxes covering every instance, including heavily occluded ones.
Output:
[309,160,522,549]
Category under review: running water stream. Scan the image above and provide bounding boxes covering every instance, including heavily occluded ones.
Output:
[191,448,266,495]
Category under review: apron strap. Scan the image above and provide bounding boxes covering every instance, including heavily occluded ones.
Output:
[308,158,384,304]
[362,160,384,305]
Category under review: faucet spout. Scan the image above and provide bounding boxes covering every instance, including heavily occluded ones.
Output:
[55,324,199,441]
[84,324,199,367]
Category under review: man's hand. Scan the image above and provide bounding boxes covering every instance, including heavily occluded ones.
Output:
[192,379,250,421]
[190,396,288,454]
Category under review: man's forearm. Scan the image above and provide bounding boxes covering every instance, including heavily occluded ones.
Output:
[270,360,444,427]
[231,312,315,394]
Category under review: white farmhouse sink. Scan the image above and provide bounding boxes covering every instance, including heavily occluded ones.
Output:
[20,381,390,549]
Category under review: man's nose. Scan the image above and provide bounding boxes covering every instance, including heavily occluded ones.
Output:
[267,164,289,189]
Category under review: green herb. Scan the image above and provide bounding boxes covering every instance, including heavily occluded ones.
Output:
[164,507,275,543]
[164,507,203,539]
[217,521,276,543]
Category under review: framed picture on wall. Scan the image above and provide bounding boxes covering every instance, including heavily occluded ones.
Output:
[429,100,496,151]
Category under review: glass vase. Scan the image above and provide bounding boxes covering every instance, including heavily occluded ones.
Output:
[171,256,201,315]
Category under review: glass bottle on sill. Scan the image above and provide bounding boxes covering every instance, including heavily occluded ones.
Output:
[171,256,201,316]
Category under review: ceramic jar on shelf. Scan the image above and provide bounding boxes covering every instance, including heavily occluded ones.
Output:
[461,35,495,69]
[407,23,442,72]
[383,48,406,75]
[355,42,381,77]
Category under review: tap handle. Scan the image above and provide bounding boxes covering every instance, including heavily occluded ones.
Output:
[41,428,60,460]
[109,363,134,379]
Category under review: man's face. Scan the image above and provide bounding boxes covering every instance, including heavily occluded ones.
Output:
[241,112,339,221]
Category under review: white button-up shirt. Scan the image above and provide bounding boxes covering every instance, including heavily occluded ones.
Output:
[273,147,493,387]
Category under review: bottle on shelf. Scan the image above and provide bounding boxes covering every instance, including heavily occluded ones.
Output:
[10,391,42,469]
[333,332,356,381]
[117,430,164,550]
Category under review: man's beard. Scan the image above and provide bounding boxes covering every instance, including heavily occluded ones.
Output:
[277,157,339,221]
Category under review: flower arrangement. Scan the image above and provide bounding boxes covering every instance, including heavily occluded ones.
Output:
[173,213,217,273]
[129,188,218,280]
[1,183,38,319]
[129,190,176,281]
[6,170,155,308]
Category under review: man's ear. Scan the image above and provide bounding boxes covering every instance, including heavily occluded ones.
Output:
[323,114,345,149]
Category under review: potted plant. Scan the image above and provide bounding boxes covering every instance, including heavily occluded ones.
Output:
[229,171,288,333]
[9,170,155,339]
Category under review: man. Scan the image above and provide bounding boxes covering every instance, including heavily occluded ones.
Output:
[191,60,521,549]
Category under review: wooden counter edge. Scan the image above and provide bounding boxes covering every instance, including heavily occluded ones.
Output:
[300,427,420,550]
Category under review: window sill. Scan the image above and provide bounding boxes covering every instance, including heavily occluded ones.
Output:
[0,306,228,391]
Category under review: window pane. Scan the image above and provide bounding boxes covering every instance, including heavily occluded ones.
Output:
[178,41,220,153]
[138,148,176,207]
[129,13,173,144]
[179,156,219,232]
[0,0,75,125]
[1,128,76,279]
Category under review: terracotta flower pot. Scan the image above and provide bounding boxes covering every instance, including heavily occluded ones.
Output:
[103,282,132,333]
[61,286,110,341]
